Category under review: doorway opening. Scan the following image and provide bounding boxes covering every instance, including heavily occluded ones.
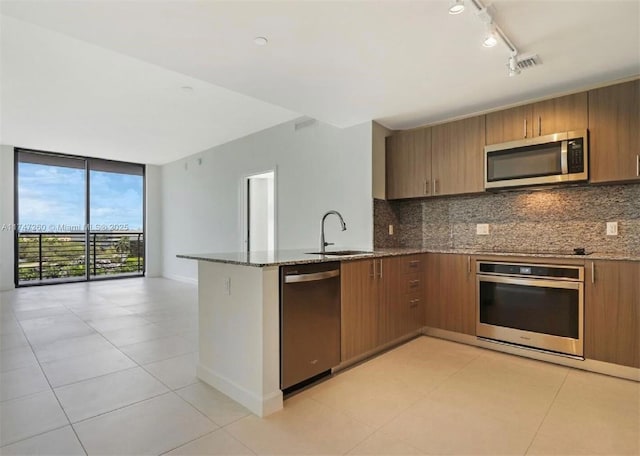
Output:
[246,171,275,253]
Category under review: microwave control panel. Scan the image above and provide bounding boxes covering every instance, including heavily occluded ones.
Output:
[568,138,585,173]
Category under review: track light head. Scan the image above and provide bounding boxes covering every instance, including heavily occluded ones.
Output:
[449,0,465,15]
[508,55,521,77]
[482,23,498,47]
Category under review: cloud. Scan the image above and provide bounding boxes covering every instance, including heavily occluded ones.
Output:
[18,164,143,231]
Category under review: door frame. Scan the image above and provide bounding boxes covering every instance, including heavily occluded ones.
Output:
[241,168,277,253]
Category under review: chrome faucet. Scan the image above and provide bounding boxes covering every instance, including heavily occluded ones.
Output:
[320,210,347,254]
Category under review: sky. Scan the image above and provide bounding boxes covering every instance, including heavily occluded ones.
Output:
[18,163,143,232]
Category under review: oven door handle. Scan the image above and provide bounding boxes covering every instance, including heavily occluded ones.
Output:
[478,274,582,290]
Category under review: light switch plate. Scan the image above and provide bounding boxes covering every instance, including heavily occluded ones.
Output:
[476,224,490,235]
[388,224,394,235]
[606,221,618,236]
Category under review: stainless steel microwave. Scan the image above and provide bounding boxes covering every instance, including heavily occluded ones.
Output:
[484,130,588,190]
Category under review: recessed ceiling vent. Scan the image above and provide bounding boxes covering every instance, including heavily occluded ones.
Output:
[517,54,541,71]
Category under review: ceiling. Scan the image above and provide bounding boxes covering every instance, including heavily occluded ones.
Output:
[1,1,639,164]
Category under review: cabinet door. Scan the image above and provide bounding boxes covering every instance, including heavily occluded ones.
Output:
[386,128,431,199]
[378,256,404,344]
[341,259,380,361]
[532,92,588,137]
[585,260,640,368]
[425,253,476,335]
[485,105,533,144]
[431,116,485,196]
[588,80,640,183]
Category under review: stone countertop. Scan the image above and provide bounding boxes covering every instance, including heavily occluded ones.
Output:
[177,248,640,267]
[177,248,423,267]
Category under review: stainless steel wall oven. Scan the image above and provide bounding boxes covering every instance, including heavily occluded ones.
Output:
[477,261,584,357]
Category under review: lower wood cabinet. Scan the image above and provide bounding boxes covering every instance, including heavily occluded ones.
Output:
[341,258,379,362]
[585,260,640,368]
[425,253,476,336]
[341,255,426,362]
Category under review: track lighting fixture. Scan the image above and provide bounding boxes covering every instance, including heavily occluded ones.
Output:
[448,0,535,76]
[448,0,465,15]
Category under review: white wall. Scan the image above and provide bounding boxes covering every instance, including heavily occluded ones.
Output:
[0,145,15,290]
[162,119,373,282]
[145,164,162,277]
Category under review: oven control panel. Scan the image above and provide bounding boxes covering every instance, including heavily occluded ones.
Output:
[477,261,583,281]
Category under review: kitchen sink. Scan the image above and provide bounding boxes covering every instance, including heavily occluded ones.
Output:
[306,250,374,256]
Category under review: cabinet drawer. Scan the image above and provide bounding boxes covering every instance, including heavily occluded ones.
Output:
[404,276,422,294]
[403,257,424,274]
[407,295,422,310]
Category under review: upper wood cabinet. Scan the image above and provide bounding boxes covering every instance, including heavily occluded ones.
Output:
[386,128,431,199]
[425,253,476,336]
[485,104,534,145]
[585,260,640,368]
[485,92,588,144]
[431,116,485,196]
[588,80,640,183]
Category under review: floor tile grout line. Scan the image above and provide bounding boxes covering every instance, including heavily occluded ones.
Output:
[68,390,175,426]
[522,368,570,455]
[0,423,72,450]
[158,425,258,456]
[12,312,90,456]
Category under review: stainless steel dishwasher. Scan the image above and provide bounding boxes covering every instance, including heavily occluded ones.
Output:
[280,261,341,391]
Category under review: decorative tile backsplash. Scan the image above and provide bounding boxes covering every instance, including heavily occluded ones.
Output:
[374,183,640,254]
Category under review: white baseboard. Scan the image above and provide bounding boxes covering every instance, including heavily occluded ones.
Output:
[197,363,283,417]
[162,273,198,285]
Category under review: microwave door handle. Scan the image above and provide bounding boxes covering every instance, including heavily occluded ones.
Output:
[560,140,568,174]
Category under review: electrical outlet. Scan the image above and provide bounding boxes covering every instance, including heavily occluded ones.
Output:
[224,277,231,295]
[388,224,394,235]
[606,222,618,236]
[476,224,489,235]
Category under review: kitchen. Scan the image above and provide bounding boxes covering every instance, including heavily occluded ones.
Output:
[1,0,638,453]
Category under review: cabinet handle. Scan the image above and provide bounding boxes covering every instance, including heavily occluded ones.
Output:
[433,179,439,194]
[636,155,639,177]
[424,180,429,195]
[409,279,420,288]
[409,260,420,268]
[591,261,595,284]
[523,118,527,138]
[379,259,383,279]
[409,299,420,308]
[467,255,471,274]
[538,116,542,136]
[370,260,376,278]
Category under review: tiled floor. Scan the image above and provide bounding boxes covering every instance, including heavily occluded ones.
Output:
[0,278,638,455]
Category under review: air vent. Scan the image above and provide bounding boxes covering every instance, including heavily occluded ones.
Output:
[517,54,540,70]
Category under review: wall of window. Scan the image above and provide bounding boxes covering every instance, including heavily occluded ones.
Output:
[15,149,145,286]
